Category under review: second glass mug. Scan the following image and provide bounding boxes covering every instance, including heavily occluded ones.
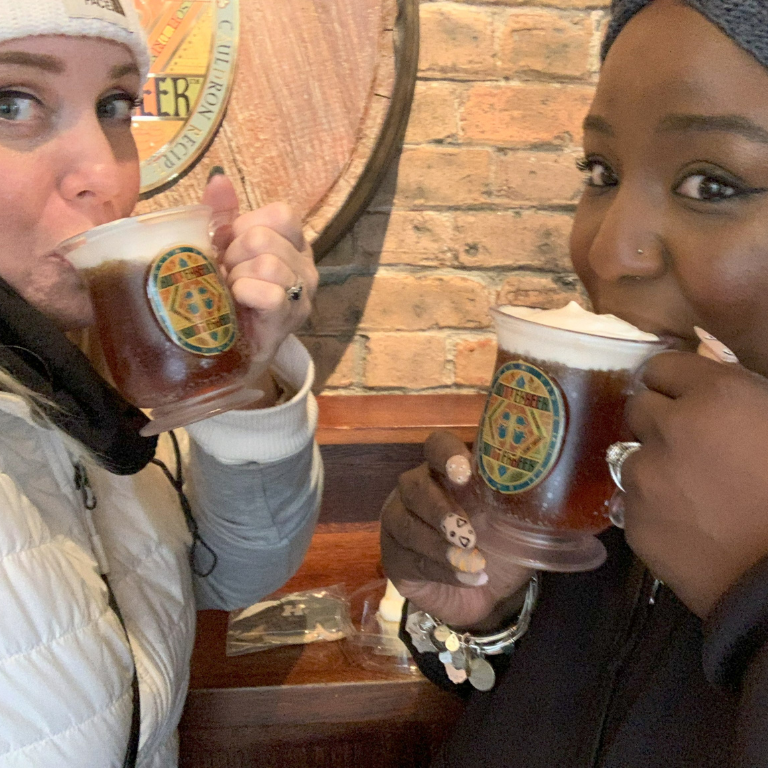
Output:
[59,205,260,436]
[465,306,667,572]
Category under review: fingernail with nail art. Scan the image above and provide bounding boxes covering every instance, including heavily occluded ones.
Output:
[694,327,739,364]
[447,545,486,573]
[446,455,471,485]
[440,513,476,550]
[457,570,489,587]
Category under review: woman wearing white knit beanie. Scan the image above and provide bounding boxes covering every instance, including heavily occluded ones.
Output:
[0,2,321,767]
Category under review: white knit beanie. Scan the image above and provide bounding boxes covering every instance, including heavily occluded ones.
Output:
[0,0,150,80]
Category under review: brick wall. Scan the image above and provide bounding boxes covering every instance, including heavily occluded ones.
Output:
[300,0,611,394]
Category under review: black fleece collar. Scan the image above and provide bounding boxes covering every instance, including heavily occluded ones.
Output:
[0,277,157,475]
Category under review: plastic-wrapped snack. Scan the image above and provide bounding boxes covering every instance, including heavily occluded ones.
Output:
[342,579,420,676]
[226,585,354,656]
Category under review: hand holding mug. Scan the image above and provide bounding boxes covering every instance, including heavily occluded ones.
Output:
[622,352,768,618]
[380,430,534,629]
[202,173,318,385]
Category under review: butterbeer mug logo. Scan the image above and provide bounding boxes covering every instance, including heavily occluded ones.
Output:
[478,361,566,494]
[147,246,238,356]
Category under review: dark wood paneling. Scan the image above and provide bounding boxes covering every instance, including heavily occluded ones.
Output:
[180,395,479,767]
[179,720,455,768]
[317,394,486,524]
[319,444,424,524]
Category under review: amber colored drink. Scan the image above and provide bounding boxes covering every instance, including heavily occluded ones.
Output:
[84,259,250,408]
[59,205,258,436]
[471,303,666,571]
[470,351,630,534]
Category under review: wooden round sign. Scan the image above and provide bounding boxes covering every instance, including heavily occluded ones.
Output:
[133,0,418,260]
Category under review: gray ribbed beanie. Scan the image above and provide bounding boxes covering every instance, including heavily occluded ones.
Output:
[602,1,768,70]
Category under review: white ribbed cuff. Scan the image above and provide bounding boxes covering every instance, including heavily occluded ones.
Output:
[185,335,317,465]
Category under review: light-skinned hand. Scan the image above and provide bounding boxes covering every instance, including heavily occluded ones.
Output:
[201,173,317,401]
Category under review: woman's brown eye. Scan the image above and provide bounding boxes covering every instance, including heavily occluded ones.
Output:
[677,174,737,200]
[577,159,617,187]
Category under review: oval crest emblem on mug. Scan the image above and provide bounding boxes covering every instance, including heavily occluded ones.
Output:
[147,245,239,356]
[477,361,566,494]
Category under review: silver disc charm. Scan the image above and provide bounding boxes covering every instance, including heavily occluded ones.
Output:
[468,657,496,691]
[451,648,468,671]
[434,625,452,644]
[445,633,461,652]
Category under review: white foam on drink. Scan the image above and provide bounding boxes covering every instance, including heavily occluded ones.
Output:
[494,302,661,371]
[59,205,213,270]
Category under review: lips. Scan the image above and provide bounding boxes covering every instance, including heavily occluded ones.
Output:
[597,309,698,352]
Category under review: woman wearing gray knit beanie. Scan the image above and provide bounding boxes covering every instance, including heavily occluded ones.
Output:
[383,1,768,766]
[0,2,321,767]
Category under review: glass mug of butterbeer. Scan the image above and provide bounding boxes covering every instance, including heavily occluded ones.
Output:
[468,302,666,572]
[59,205,259,436]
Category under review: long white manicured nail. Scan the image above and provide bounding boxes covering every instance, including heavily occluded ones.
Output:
[440,513,476,550]
[694,327,739,364]
[457,571,489,587]
[446,455,471,485]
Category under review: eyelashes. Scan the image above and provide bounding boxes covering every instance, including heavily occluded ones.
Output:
[574,155,767,201]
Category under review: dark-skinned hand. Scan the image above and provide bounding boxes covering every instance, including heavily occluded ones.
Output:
[380,430,533,629]
[623,351,768,618]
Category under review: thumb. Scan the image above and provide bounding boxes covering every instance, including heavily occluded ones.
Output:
[202,167,239,212]
[202,168,239,252]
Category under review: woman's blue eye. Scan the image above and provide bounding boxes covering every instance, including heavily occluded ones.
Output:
[676,174,738,201]
[0,93,36,122]
[576,157,618,188]
[97,94,138,123]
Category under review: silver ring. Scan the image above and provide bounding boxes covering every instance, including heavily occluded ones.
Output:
[606,441,641,492]
[285,277,304,302]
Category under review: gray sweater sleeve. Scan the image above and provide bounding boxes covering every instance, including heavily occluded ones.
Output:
[186,438,322,610]
[182,335,323,610]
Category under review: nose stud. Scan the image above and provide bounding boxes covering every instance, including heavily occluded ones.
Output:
[637,249,644,254]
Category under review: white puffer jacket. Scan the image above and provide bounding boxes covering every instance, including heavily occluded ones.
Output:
[0,336,322,768]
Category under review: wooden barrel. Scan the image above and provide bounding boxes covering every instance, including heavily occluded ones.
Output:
[134,0,419,260]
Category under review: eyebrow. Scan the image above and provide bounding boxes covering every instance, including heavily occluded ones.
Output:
[582,114,615,137]
[110,63,140,80]
[657,114,768,145]
[0,51,64,73]
[0,54,139,81]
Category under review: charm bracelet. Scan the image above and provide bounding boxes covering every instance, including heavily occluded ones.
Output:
[405,574,540,691]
